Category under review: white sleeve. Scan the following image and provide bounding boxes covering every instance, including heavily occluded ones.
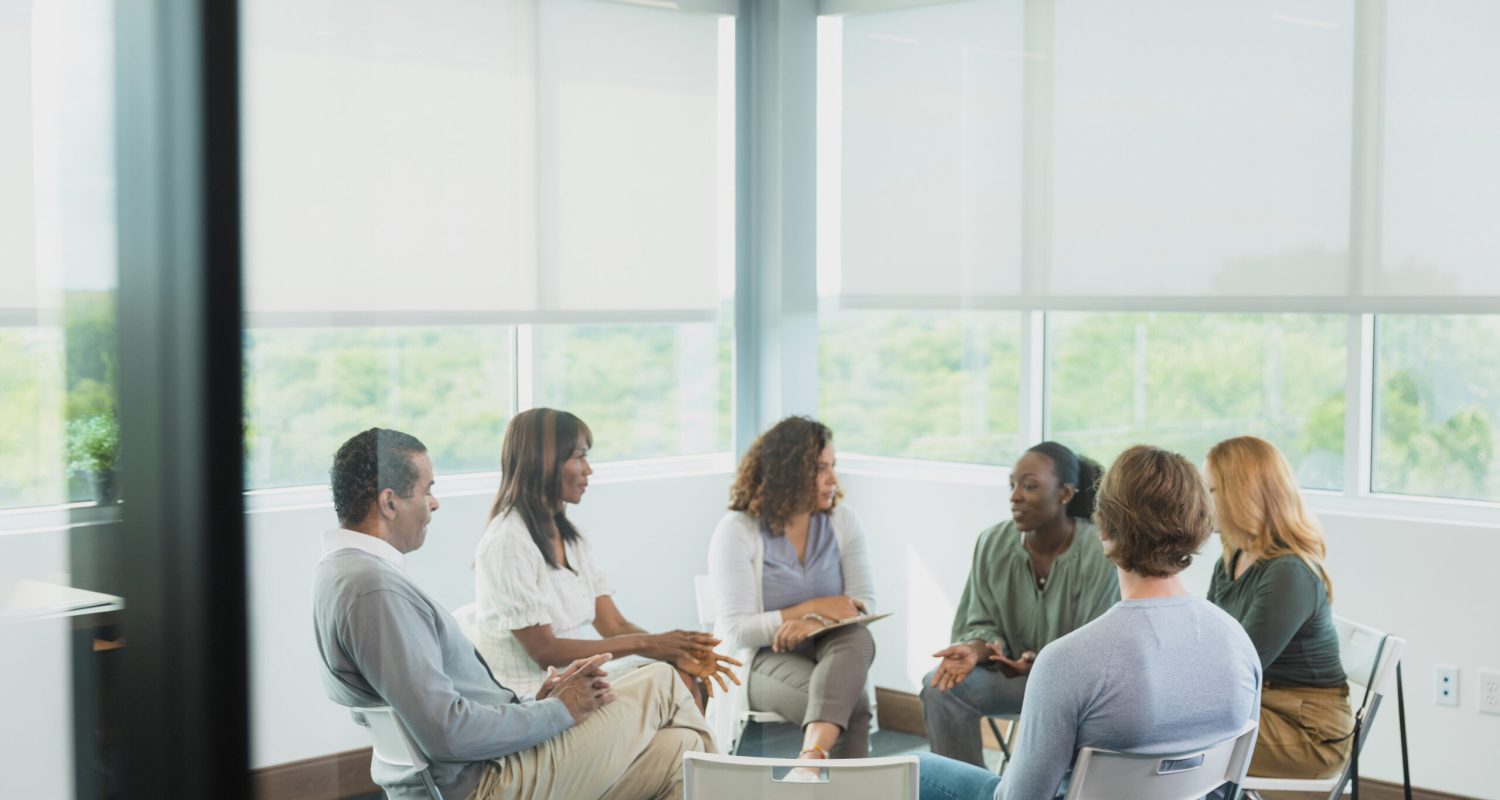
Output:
[834,506,877,614]
[475,516,553,630]
[707,513,781,650]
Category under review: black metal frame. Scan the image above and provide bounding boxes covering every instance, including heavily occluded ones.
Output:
[115,0,248,797]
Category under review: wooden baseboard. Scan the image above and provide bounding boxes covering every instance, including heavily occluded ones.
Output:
[874,687,1477,800]
[251,747,376,800]
[1258,783,1473,800]
[876,685,1015,750]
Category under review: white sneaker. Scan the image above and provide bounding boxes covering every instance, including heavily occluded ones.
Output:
[782,767,824,783]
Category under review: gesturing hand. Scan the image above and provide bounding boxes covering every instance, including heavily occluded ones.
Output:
[772,618,823,653]
[642,630,719,663]
[674,650,744,698]
[929,641,987,692]
[987,644,1037,679]
[548,653,616,723]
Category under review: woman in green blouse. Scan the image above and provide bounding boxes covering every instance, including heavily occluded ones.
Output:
[1206,435,1352,778]
[920,442,1120,767]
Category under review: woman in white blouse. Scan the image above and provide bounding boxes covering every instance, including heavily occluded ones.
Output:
[708,416,877,761]
[473,408,738,710]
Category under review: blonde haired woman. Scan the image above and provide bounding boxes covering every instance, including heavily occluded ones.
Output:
[1206,435,1352,779]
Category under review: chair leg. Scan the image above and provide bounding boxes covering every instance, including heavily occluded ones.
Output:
[985,717,1016,776]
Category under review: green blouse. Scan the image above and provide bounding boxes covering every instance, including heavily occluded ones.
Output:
[1208,552,1346,688]
[949,518,1120,656]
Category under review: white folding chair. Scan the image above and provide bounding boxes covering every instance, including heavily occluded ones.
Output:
[1243,616,1409,800]
[984,713,1020,775]
[1062,719,1259,800]
[344,705,443,800]
[684,752,918,800]
[451,601,480,645]
[695,574,789,753]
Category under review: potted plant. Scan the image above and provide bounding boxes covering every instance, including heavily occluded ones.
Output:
[67,414,120,504]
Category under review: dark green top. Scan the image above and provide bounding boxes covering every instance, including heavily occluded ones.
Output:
[1208,552,1346,688]
[950,518,1120,656]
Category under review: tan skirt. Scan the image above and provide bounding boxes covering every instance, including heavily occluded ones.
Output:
[1249,683,1355,779]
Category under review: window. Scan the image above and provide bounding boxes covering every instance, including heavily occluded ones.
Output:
[1375,315,1500,502]
[0,0,117,511]
[534,319,732,462]
[820,310,1021,464]
[1047,313,1347,488]
[244,327,515,489]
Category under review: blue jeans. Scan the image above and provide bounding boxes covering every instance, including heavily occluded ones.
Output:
[918,752,1001,800]
[920,665,1028,767]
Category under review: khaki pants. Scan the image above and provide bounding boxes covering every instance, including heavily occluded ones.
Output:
[468,662,715,800]
[748,623,877,757]
[1249,683,1354,779]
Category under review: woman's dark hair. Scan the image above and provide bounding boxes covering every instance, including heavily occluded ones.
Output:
[729,416,840,534]
[488,408,593,570]
[1025,441,1103,520]
[330,428,427,527]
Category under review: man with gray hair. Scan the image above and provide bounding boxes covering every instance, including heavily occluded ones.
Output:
[314,427,713,799]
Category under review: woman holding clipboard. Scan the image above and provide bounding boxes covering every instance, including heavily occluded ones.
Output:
[707,416,879,761]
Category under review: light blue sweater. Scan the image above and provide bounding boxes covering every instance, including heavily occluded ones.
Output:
[997,596,1263,800]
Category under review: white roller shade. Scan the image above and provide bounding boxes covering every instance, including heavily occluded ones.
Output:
[243,0,731,325]
[0,2,37,323]
[1380,0,1500,297]
[828,0,1500,314]
[835,0,1024,304]
[537,0,726,314]
[1049,0,1353,302]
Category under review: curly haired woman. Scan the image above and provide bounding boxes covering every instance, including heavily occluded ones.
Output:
[707,416,877,762]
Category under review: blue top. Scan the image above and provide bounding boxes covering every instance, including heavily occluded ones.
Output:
[997,596,1262,800]
[760,512,844,612]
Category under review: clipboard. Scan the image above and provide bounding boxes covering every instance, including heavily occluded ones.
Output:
[805,612,892,639]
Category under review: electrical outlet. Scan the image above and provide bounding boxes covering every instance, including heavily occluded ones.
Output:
[1480,669,1500,716]
[1435,664,1459,707]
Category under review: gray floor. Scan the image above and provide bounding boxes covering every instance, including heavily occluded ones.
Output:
[735,720,934,760]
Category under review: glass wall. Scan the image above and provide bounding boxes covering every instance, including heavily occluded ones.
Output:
[1,1,125,797]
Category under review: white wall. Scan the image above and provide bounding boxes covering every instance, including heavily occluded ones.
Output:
[247,466,1500,798]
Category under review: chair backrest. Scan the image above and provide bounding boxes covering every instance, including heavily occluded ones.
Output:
[694,574,716,628]
[1331,616,1406,773]
[352,705,430,771]
[452,601,480,645]
[1333,615,1404,699]
[1061,720,1259,800]
[347,705,444,800]
[684,752,918,800]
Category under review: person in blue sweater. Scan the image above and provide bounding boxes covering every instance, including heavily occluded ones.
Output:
[918,445,1261,800]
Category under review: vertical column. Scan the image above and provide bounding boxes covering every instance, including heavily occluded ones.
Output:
[115,1,249,797]
[736,0,820,455]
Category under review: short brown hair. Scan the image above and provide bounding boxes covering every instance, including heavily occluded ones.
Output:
[728,416,839,533]
[1094,445,1212,578]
